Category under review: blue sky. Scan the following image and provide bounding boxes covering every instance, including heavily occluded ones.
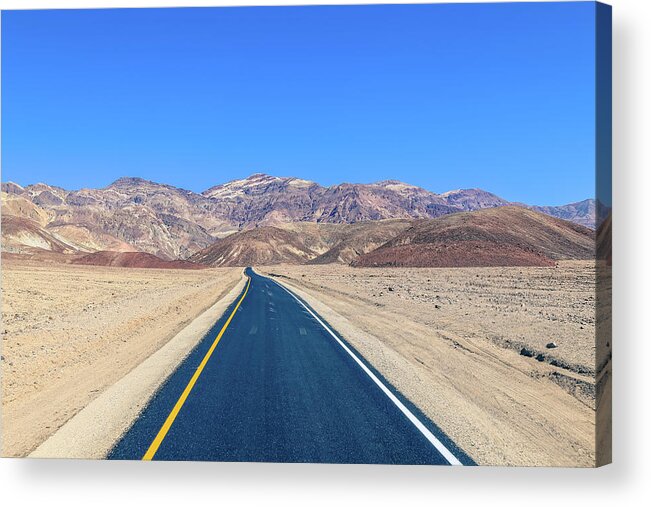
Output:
[2,3,597,205]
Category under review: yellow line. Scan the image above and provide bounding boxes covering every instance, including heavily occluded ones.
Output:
[142,275,251,461]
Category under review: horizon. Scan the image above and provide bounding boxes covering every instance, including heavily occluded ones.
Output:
[2,3,598,207]
[1,171,594,206]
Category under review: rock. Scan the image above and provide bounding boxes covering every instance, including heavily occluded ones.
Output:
[520,347,535,357]
[546,341,558,349]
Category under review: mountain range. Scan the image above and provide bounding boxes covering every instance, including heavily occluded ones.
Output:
[1,173,598,268]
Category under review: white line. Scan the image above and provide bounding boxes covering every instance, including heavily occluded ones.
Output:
[265,274,463,466]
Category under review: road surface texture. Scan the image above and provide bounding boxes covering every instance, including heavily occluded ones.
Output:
[109,268,474,465]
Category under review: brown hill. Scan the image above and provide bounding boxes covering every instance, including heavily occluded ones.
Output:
[306,220,413,264]
[1,215,78,254]
[353,207,595,268]
[190,220,415,267]
[71,251,204,269]
[45,224,137,253]
[189,226,319,267]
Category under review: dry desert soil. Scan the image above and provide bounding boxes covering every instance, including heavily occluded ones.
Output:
[1,259,240,457]
[1,257,601,466]
[261,261,599,466]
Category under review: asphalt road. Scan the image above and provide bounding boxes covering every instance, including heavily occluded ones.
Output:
[109,268,473,465]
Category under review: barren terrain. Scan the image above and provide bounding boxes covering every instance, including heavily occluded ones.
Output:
[353,207,594,268]
[261,261,597,466]
[1,259,240,457]
[1,256,601,465]
[1,174,596,262]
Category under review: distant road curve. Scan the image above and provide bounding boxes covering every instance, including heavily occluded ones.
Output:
[109,268,474,465]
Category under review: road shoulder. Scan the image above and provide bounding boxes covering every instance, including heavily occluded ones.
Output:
[260,268,595,466]
[29,270,248,459]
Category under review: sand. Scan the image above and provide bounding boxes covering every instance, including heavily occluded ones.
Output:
[1,259,240,457]
[30,274,247,459]
[261,261,597,466]
[2,257,599,465]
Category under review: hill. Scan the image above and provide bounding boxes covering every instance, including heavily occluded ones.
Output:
[306,220,413,264]
[189,226,319,266]
[71,251,204,269]
[1,215,78,255]
[189,220,415,267]
[352,207,595,268]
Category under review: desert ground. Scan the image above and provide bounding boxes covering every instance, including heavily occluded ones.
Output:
[1,259,240,457]
[261,261,598,466]
[1,256,601,465]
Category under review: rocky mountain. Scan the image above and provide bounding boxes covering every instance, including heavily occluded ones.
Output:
[352,207,595,268]
[528,199,596,229]
[203,173,460,225]
[1,173,596,261]
[440,188,510,211]
[1,179,227,260]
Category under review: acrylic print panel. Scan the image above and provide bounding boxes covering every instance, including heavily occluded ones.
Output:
[1,2,611,466]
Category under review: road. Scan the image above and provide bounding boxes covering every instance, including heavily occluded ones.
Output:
[109,268,473,465]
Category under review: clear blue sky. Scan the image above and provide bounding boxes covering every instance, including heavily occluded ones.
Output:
[2,3,597,205]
